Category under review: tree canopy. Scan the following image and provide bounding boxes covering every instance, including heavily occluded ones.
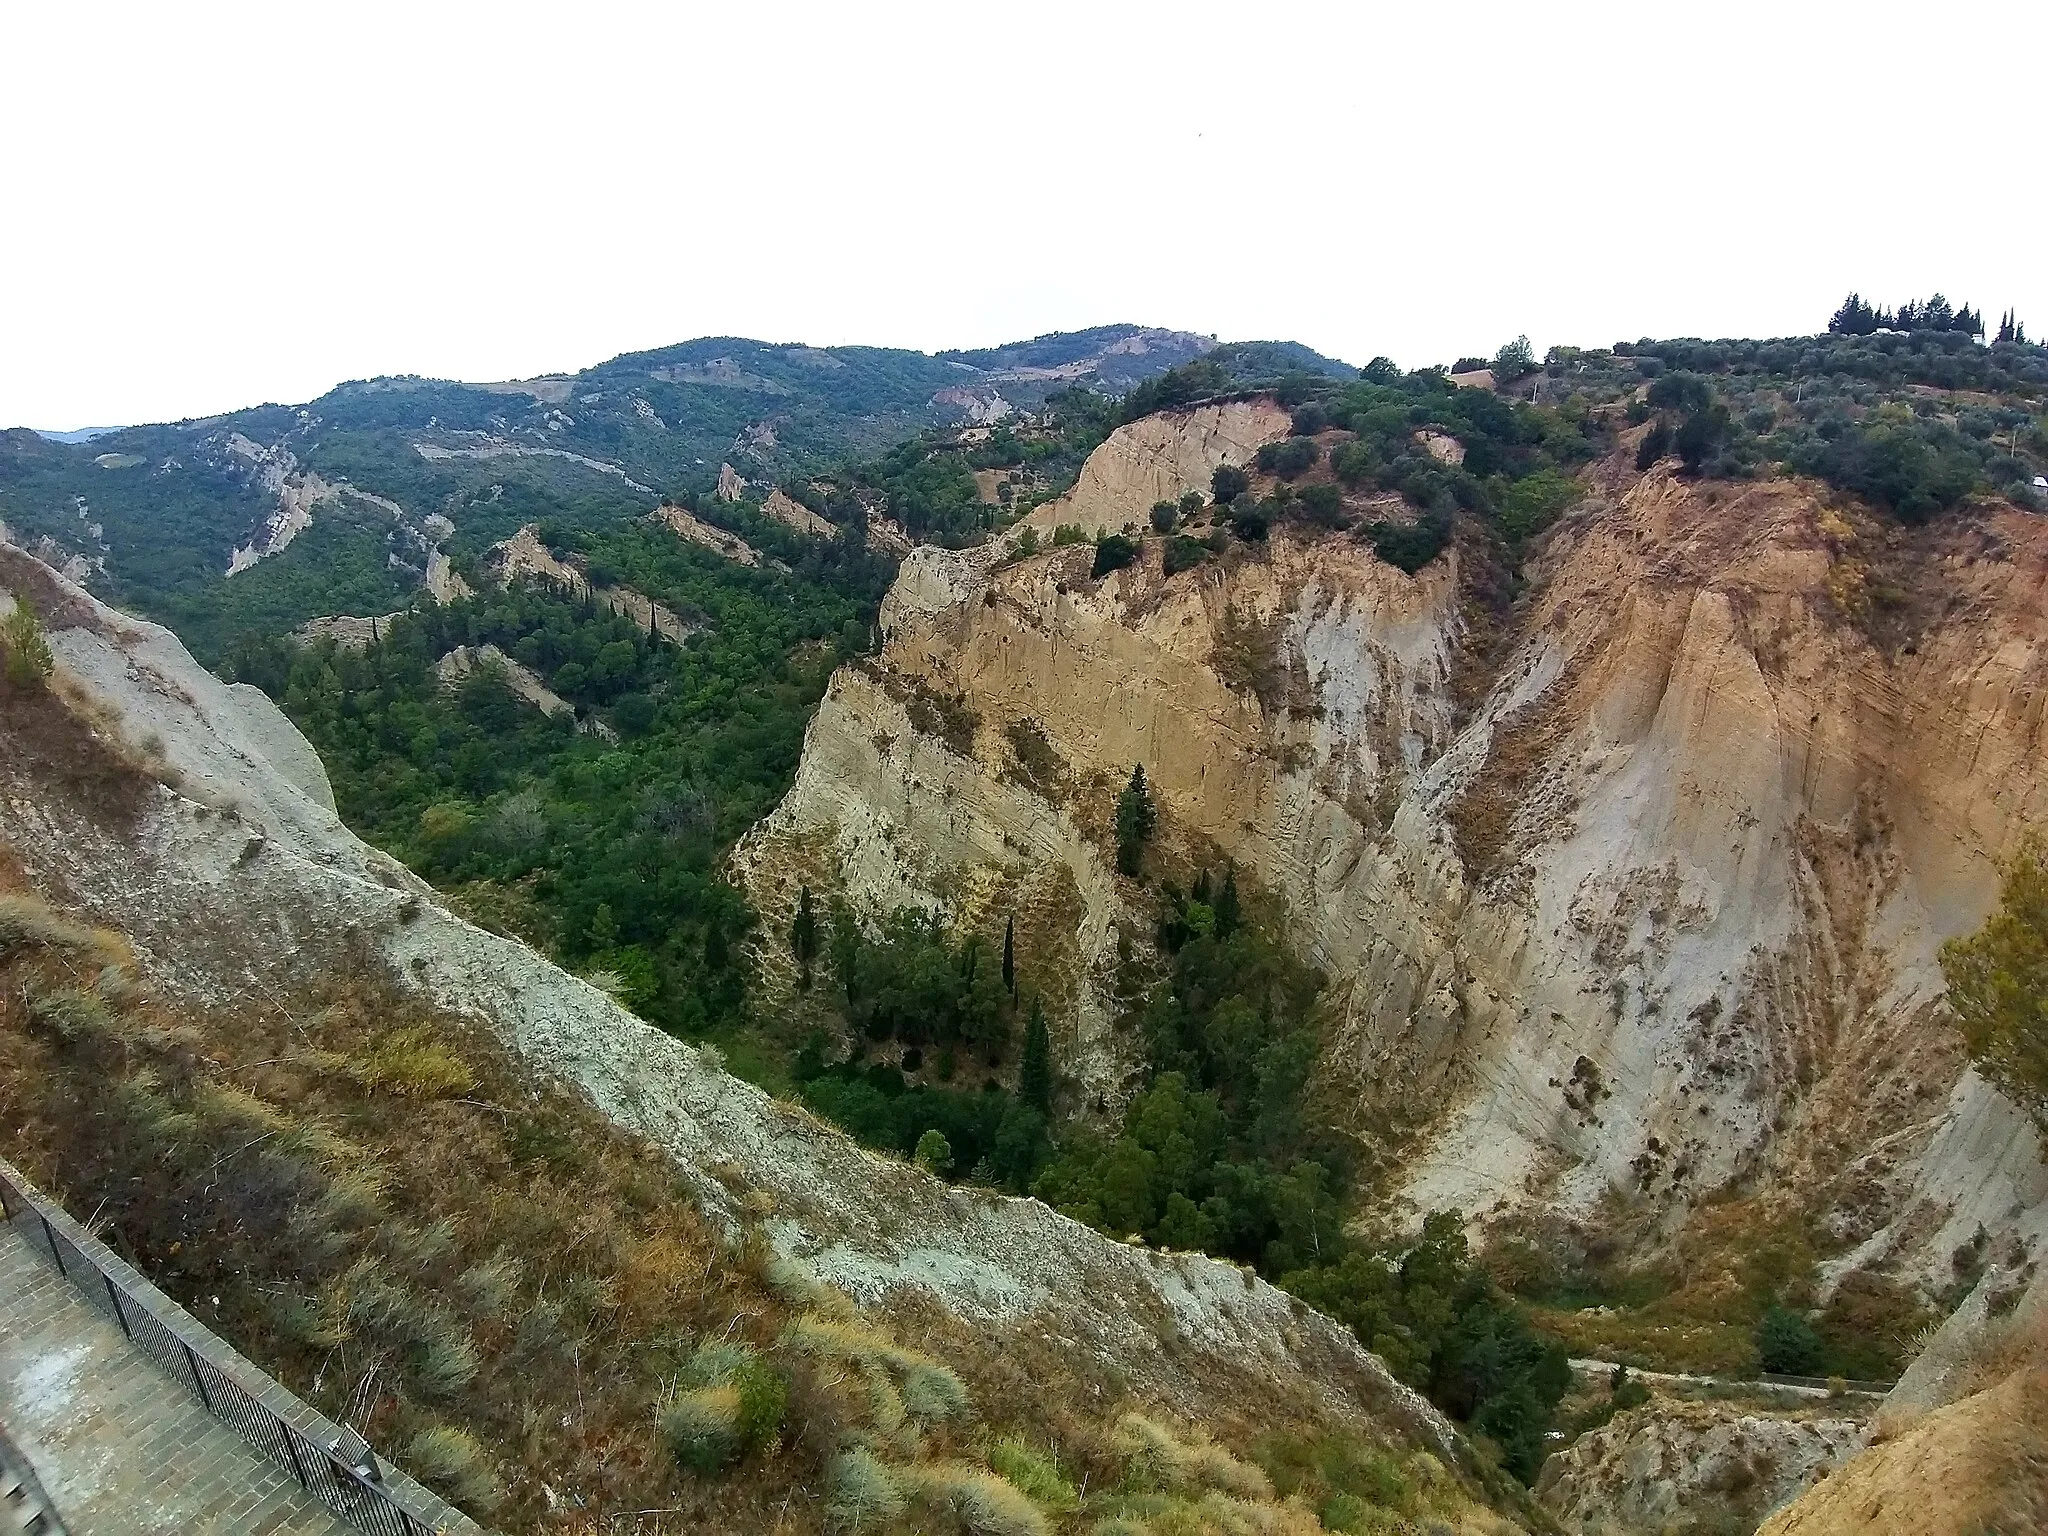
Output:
[1941,835,2048,1126]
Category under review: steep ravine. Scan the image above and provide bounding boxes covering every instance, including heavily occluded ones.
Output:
[0,543,1501,1511]
[738,405,2048,1300]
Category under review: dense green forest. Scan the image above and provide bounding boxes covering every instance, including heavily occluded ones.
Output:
[791,870,1570,1481]
[225,512,894,1035]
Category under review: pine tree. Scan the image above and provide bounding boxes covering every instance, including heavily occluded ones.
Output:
[1,601,53,690]
[1114,764,1156,877]
[1828,292,1880,336]
[1020,995,1052,1113]
[790,885,819,991]
[1001,915,1016,998]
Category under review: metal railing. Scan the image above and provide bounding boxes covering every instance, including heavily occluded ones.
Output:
[0,1162,461,1536]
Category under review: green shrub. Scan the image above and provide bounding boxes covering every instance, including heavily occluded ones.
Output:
[1493,335,1536,382]
[987,1437,1078,1512]
[1330,440,1377,484]
[1294,482,1345,528]
[897,1352,968,1423]
[1163,536,1210,577]
[1149,501,1178,533]
[910,1463,1049,1536]
[1255,438,1319,479]
[914,1128,955,1175]
[1091,534,1140,579]
[0,894,96,959]
[410,1311,482,1396]
[1789,417,1984,523]
[1496,467,1580,541]
[662,1383,743,1473]
[1367,511,1451,573]
[733,1356,788,1451]
[828,1447,905,1530]
[455,1253,523,1318]
[1211,464,1251,504]
[1,601,54,689]
[1755,1304,1825,1374]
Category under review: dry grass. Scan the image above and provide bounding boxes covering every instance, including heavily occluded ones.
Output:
[0,873,1546,1534]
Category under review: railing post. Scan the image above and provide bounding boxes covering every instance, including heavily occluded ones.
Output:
[279,1420,311,1488]
[38,1213,63,1276]
[182,1340,213,1412]
[103,1274,132,1337]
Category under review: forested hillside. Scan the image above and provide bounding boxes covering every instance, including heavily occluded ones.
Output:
[0,325,1295,661]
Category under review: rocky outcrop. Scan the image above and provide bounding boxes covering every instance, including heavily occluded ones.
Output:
[741,407,2048,1293]
[715,461,746,502]
[762,487,835,537]
[1536,1399,1867,1534]
[485,523,696,638]
[648,504,768,568]
[1018,397,1292,538]
[433,643,573,717]
[1753,1259,2047,1535]
[1755,1367,2047,1535]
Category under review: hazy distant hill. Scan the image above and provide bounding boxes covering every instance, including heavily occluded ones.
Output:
[0,323,1337,658]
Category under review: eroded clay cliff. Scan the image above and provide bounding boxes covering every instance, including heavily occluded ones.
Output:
[739,405,2048,1298]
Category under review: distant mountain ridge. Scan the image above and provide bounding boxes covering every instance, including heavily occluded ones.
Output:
[0,323,1351,659]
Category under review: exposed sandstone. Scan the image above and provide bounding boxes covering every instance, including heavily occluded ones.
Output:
[647,504,769,568]
[486,522,696,639]
[742,412,2048,1294]
[0,541,1482,1488]
[1018,397,1292,538]
[433,642,572,717]
[762,487,835,537]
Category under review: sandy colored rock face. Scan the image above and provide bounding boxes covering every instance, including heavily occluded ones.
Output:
[1537,1398,1867,1534]
[1019,397,1292,538]
[648,504,765,567]
[1755,1368,2047,1536]
[762,487,835,537]
[743,408,2048,1290]
[433,643,572,717]
[485,522,695,639]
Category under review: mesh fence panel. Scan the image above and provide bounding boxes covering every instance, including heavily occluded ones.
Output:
[2,1174,435,1536]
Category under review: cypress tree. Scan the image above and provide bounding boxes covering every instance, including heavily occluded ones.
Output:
[1002,915,1016,998]
[1020,995,1052,1113]
[791,884,819,990]
[1216,867,1241,937]
[1114,764,1156,877]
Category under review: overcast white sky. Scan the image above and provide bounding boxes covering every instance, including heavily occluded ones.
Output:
[6,1,2044,430]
